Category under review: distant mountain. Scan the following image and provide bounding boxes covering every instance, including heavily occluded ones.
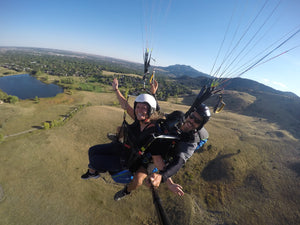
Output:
[149,64,299,99]
[163,64,211,78]
[172,75,299,99]
[224,78,299,98]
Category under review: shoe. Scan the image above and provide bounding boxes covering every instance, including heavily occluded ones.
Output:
[81,170,100,180]
[114,186,131,201]
[107,133,118,142]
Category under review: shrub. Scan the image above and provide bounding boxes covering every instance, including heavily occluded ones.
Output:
[7,95,19,104]
[0,90,8,100]
[34,96,39,103]
[50,120,59,128]
[61,77,75,84]
[43,122,50,130]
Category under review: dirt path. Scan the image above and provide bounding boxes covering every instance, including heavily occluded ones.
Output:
[2,105,85,140]
[3,128,40,139]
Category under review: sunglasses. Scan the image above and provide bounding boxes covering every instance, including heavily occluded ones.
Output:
[188,113,203,124]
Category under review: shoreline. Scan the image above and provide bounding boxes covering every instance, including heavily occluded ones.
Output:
[0,66,25,77]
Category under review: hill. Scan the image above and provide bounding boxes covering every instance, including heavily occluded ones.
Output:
[202,88,300,140]
[0,91,300,225]
[164,64,211,78]
[224,77,299,98]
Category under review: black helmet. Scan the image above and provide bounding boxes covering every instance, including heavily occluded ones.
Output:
[156,111,185,135]
[193,103,211,129]
[165,111,185,134]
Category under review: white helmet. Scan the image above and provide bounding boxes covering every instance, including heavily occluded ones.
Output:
[134,93,157,116]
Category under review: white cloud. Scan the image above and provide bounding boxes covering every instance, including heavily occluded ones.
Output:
[260,78,289,91]
[272,81,287,89]
[262,78,270,83]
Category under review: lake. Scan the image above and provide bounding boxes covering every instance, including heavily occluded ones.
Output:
[0,74,64,99]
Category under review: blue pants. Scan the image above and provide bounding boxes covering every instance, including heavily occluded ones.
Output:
[88,142,126,173]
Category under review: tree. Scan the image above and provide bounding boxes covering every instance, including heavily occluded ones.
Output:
[7,95,19,104]
[34,96,39,103]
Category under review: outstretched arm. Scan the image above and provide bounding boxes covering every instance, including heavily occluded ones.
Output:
[166,178,184,196]
[151,155,184,196]
[112,78,135,120]
[150,155,185,187]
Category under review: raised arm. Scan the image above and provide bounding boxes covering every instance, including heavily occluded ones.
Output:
[150,79,158,95]
[112,78,135,120]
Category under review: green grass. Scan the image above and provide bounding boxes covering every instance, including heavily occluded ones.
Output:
[0,91,300,225]
[0,67,25,76]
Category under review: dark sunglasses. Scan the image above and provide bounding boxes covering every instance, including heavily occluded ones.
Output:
[188,113,203,124]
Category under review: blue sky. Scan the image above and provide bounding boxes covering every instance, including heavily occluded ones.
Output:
[1,0,300,97]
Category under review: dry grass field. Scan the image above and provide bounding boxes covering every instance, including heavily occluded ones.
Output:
[102,70,141,78]
[0,91,300,225]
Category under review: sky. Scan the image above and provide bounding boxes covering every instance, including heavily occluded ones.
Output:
[1,0,300,97]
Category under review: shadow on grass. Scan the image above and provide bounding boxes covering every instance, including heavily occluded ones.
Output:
[32,126,43,129]
[201,151,240,181]
[287,162,300,177]
[0,184,5,202]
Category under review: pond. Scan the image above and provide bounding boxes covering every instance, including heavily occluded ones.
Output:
[0,74,64,99]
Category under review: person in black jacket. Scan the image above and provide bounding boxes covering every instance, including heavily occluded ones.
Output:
[151,106,210,186]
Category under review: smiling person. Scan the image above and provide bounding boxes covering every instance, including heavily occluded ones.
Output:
[81,78,158,181]
[149,104,210,189]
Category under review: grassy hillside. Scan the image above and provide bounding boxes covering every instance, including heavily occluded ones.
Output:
[0,91,300,225]
[221,90,300,140]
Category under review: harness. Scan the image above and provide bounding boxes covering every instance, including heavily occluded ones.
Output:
[118,117,181,172]
[117,119,153,171]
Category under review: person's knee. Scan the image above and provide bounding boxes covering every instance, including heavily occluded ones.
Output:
[135,177,144,187]
[88,145,97,156]
[136,173,148,186]
[128,174,145,192]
